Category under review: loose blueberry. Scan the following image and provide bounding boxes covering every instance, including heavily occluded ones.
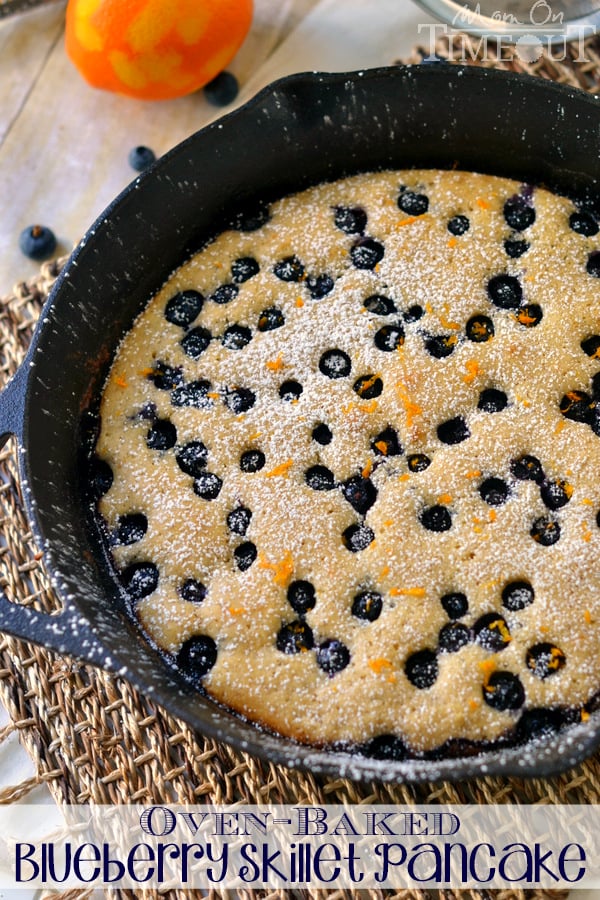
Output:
[317,639,350,675]
[203,70,239,106]
[398,188,429,216]
[530,516,561,546]
[176,441,208,477]
[487,274,523,310]
[438,622,470,653]
[180,578,207,603]
[559,390,593,423]
[441,592,468,619]
[319,348,352,379]
[483,670,525,710]
[437,416,470,445]
[466,314,494,342]
[425,334,456,358]
[234,541,257,572]
[353,374,383,399]
[405,648,438,688]
[306,274,334,299]
[231,256,259,283]
[526,642,566,679]
[19,224,57,260]
[341,475,377,515]
[515,304,543,327]
[231,201,270,232]
[419,505,452,532]
[240,449,265,472]
[121,562,159,599]
[581,335,600,358]
[448,215,470,236]
[279,380,303,401]
[171,380,213,409]
[312,423,333,445]
[478,388,507,413]
[287,580,316,615]
[146,419,177,451]
[570,211,598,236]
[502,580,534,611]
[211,283,238,304]
[350,237,384,269]
[180,326,212,359]
[352,589,383,621]
[372,426,403,457]
[364,294,396,315]
[128,145,156,172]
[342,523,375,552]
[504,195,535,231]
[147,361,183,390]
[177,635,217,683]
[90,457,113,499]
[374,323,405,352]
[193,472,223,500]
[407,453,431,472]
[224,387,256,414]
[334,205,367,234]
[504,239,530,258]
[587,251,600,277]
[474,613,511,651]
[165,290,204,328]
[115,513,147,545]
[258,307,285,331]
[305,465,335,491]
[510,454,544,483]
[362,734,407,761]
[276,620,314,654]
[479,477,510,506]
[227,506,252,536]
[222,324,252,350]
[274,255,305,282]
[540,479,572,510]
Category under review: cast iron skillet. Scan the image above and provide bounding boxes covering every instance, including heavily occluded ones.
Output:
[0,64,599,783]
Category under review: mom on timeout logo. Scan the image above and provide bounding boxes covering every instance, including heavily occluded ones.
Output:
[417,0,599,63]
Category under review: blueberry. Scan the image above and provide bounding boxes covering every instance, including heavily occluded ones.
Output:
[448,215,470,236]
[425,334,456,358]
[276,620,314,654]
[374,323,405,352]
[231,201,270,232]
[305,465,335,491]
[128,145,156,171]
[342,523,375,552]
[479,477,510,506]
[504,239,530,258]
[530,516,561,546]
[19,224,57,261]
[227,506,252,536]
[502,580,534,611]
[90,457,113,499]
[437,416,470,445]
[146,419,177,450]
[319,348,352,379]
[441,592,468,619]
[515,304,543,327]
[234,541,257,572]
[350,237,384,269]
[279,380,303,401]
[180,578,207,603]
[510,454,544,483]
[404,304,425,322]
[240,449,265,472]
[341,475,377,515]
[306,274,334,299]
[540,479,572,510]
[115,513,147,545]
[312,423,332,445]
[478,388,507,413]
[438,622,470,653]
[334,205,367,234]
[482,671,525,710]
[405,649,437,688]
[177,635,218,682]
[193,472,223,500]
[121,562,159,599]
[231,256,259,283]
[569,211,598,236]
[517,708,564,743]
[258,307,285,331]
[487,274,523,310]
[352,589,383,621]
[176,441,208,477]
[224,387,256,414]
[581,335,600,358]
[146,361,183,390]
[419,505,452,532]
[171,380,213,409]
[362,734,407,761]
[180,327,212,359]
[287,580,316,615]
[135,402,157,421]
[407,453,431,472]
[165,290,204,328]
[222,324,252,350]
[474,612,511,651]
[273,255,305,282]
[587,251,600,277]
[372,426,402,457]
[398,188,429,216]
[364,294,396,315]
[559,390,593,423]
[503,195,535,231]
[203,70,239,106]
[353,374,383,399]
[466,314,494,342]
[526,642,565,679]
[317,639,350,675]
[211,283,238,304]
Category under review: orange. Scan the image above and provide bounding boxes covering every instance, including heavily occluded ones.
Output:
[65,0,253,101]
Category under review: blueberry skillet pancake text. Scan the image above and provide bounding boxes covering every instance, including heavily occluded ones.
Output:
[91,169,600,760]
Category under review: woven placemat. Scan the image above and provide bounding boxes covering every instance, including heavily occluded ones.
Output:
[2,36,600,899]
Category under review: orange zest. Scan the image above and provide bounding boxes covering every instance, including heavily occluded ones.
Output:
[258,550,294,587]
[264,459,293,478]
[266,355,285,372]
[389,587,425,598]
[463,360,480,383]
[114,374,128,388]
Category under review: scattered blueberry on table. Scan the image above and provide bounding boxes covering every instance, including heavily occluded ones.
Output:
[128,145,156,172]
[203,70,239,106]
[19,224,56,260]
